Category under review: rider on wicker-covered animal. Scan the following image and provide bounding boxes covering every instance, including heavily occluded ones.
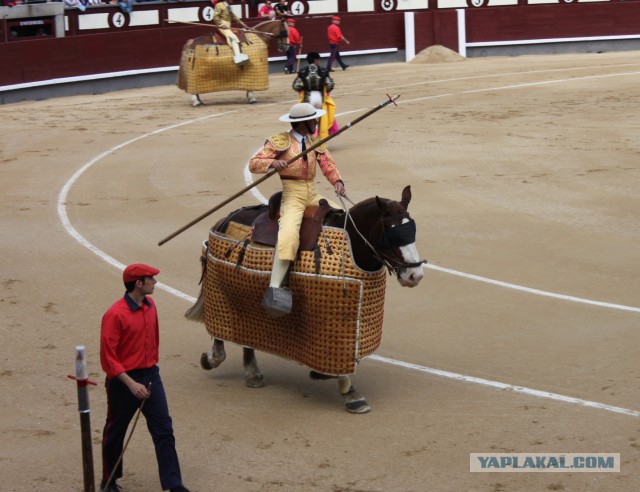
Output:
[249,102,346,318]
[213,0,250,65]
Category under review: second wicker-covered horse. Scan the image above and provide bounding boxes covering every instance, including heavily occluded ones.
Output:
[177,20,289,106]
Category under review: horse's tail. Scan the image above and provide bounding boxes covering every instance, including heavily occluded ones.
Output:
[185,284,206,323]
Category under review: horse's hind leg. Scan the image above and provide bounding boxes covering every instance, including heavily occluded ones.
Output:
[243,347,264,388]
[246,91,257,104]
[192,94,204,107]
[201,338,226,370]
[338,375,371,414]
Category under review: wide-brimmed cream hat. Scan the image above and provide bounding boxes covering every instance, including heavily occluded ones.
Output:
[279,103,326,122]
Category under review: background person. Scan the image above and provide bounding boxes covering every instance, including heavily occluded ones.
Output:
[326,15,350,71]
[100,264,190,492]
[274,0,291,18]
[258,0,275,18]
[293,51,337,138]
[284,18,301,74]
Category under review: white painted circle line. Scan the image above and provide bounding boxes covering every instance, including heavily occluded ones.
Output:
[426,264,640,313]
[370,355,640,418]
[57,69,640,419]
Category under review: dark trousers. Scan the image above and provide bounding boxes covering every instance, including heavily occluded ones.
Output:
[285,45,298,73]
[102,366,182,490]
[327,44,346,70]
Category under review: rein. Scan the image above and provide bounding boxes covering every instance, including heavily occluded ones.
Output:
[336,195,427,278]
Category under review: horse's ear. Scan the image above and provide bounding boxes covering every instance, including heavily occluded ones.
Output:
[400,185,412,210]
[375,196,387,214]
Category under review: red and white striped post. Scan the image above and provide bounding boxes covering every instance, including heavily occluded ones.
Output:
[68,345,98,492]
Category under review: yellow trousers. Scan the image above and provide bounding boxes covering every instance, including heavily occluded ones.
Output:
[278,179,340,261]
[218,26,240,52]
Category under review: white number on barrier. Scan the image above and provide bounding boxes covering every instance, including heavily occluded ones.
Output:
[112,12,126,28]
[202,6,214,21]
[290,1,306,15]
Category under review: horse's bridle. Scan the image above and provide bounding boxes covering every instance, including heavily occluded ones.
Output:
[338,196,427,278]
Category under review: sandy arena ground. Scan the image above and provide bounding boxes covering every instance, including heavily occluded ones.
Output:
[1,49,639,491]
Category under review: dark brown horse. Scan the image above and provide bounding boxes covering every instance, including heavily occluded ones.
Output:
[186,185,425,413]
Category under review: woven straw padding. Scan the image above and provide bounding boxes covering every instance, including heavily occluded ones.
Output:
[202,226,387,375]
[177,33,269,94]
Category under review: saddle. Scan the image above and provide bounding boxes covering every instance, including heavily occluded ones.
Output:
[197,28,248,47]
[251,192,338,251]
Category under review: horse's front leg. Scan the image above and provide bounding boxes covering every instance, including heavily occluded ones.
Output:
[246,91,257,104]
[192,94,203,107]
[338,375,371,414]
[200,338,226,369]
[309,371,372,414]
[243,347,264,388]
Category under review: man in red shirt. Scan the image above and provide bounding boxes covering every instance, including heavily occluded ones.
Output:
[326,15,350,71]
[284,18,301,74]
[258,0,275,19]
[100,264,190,492]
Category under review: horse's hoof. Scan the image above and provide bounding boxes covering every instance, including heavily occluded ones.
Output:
[342,387,371,414]
[200,351,225,370]
[245,373,264,388]
[346,399,372,414]
[248,97,257,104]
[192,100,203,107]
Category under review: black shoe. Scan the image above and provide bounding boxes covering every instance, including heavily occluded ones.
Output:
[328,68,335,72]
[170,486,191,492]
[342,64,350,71]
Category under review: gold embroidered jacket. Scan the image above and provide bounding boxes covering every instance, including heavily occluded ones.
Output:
[249,131,342,185]
[214,2,242,29]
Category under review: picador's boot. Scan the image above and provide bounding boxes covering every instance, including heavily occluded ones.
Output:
[231,41,250,66]
[261,253,292,318]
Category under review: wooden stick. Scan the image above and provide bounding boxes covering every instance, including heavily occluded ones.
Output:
[101,383,151,492]
[166,19,275,36]
[295,36,303,73]
[158,95,401,246]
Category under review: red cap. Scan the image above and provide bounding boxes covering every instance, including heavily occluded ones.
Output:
[332,15,340,21]
[123,263,160,283]
[287,18,295,24]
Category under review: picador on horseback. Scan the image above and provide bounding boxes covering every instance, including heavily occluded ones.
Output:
[170,95,426,413]
[213,0,250,66]
[249,102,346,317]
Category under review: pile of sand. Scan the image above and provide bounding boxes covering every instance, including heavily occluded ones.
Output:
[410,45,466,64]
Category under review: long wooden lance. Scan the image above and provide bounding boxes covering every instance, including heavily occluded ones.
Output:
[166,19,275,36]
[295,36,303,73]
[158,94,400,246]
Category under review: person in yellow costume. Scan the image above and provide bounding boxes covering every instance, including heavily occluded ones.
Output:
[249,103,346,317]
[292,52,338,139]
[213,0,250,65]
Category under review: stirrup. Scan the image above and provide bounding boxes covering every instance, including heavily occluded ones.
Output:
[261,287,292,318]
[233,53,250,66]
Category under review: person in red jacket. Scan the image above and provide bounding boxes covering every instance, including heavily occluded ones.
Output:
[326,15,350,71]
[284,18,302,74]
[100,264,190,492]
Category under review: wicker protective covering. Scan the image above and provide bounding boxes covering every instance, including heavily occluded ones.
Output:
[202,225,387,375]
[177,33,269,94]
